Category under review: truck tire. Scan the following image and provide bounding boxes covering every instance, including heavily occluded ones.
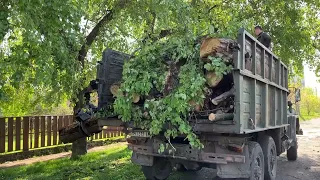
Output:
[141,158,172,180]
[287,142,298,161]
[259,136,277,180]
[247,141,264,180]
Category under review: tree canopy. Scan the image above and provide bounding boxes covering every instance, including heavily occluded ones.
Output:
[0,0,319,116]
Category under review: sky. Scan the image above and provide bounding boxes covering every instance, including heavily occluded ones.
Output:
[304,65,320,96]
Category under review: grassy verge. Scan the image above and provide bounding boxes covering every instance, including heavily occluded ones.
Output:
[300,112,320,121]
[0,144,144,180]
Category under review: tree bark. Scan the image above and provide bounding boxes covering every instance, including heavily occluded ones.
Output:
[200,38,237,62]
[71,137,87,159]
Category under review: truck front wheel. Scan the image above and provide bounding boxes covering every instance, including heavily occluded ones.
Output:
[141,158,172,180]
[287,141,298,161]
[248,141,265,180]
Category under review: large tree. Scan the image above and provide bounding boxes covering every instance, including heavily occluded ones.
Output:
[0,0,319,156]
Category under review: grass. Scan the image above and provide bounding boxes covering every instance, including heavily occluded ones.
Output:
[0,144,144,180]
[300,113,320,120]
[300,111,320,121]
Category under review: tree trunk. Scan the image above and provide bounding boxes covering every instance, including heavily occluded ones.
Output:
[71,89,87,160]
[70,1,130,159]
[71,137,87,159]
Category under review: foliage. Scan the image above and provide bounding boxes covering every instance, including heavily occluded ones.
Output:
[114,35,206,148]
[204,56,233,78]
[300,87,320,116]
[0,0,319,116]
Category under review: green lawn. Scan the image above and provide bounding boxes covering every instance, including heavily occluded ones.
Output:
[0,144,144,180]
[300,112,320,121]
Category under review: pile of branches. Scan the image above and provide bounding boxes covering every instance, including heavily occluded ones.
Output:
[113,35,239,148]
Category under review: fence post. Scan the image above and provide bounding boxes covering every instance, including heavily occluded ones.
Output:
[23,117,29,151]
[0,118,5,153]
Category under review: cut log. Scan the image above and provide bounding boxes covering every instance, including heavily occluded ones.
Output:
[189,100,202,112]
[211,87,235,105]
[208,113,215,121]
[200,38,237,62]
[208,113,234,121]
[143,111,150,119]
[110,83,121,97]
[132,93,140,103]
[205,71,223,87]
[194,104,201,112]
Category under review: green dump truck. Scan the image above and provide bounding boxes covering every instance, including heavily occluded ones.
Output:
[60,29,300,180]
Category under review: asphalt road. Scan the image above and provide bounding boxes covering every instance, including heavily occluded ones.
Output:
[169,119,320,180]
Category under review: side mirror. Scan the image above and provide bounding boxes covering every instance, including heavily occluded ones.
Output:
[295,89,301,102]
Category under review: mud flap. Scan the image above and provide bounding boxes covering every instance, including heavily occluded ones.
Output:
[217,145,251,178]
[131,152,154,166]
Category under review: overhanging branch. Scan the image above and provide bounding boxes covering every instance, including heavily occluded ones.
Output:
[77,10,113,66]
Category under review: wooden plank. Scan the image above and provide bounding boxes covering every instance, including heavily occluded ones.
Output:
[64,116,70,126]
[29,117,34,149]
[7,117,14,152]
[34,117,40,148]
[23,117,29,151]
[69,115,74,125]
[103,129,107,139]
[99,130,103,139]
[0,118,5,153]
[52,116,58,145]
[15,117,21,151]
[58,116,63,144]
[47,116,52,146]
[41,116,46,147]
[94,131,98,140]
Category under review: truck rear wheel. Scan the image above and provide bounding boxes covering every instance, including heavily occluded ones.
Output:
[248,141,264,180]
[141,158,172,180]
[259,136,277,180]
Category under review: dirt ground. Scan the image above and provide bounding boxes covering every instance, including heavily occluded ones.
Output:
[172,118,320,180]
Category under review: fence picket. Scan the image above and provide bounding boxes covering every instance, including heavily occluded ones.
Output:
[34,117,40,148]
[29,117,34,149]
[58,116,63,144]
[23,117,29,151]
[7,117,14,152]
[15,117,21,151]
[41,116,46,147]
[47,116,52,146]
[0,118,5,153]
[52,116,57,145]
